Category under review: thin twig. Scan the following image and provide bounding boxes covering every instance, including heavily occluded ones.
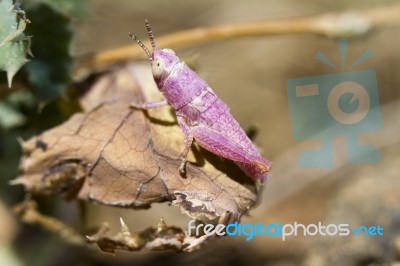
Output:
[76,4,400,71]
[13,199,85,246]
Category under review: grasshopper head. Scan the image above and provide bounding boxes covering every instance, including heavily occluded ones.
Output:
[150,48,180,79]
[129,20,180,90]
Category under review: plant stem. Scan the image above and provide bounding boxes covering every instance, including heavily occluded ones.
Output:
[76,4,400,71]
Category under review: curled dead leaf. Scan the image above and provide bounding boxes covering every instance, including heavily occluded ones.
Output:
[12,63,260,252]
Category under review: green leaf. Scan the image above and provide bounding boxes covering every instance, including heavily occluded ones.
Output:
[24,0,87,17]
[0,100,25,128]
[24,3,73,101]
[0,0,31,88]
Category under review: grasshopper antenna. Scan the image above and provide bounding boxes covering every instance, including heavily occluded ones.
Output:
[128,33,152,61]
[145,19,156,50]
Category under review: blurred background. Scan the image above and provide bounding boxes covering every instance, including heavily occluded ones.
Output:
[1,0,400,265]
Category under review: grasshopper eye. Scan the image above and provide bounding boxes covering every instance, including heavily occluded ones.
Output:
[152,58,164,78]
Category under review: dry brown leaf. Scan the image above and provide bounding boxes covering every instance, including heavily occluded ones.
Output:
[12,63,259,252]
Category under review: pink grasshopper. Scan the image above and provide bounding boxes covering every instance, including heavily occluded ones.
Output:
[129,20,271,182]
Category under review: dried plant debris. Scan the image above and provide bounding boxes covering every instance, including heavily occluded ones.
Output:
[12,63,259,252]
[86,217,217,253]
[13,199,212,252]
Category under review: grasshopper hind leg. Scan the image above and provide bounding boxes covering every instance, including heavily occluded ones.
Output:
[191,126,271,182]
[235,161,270,182]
